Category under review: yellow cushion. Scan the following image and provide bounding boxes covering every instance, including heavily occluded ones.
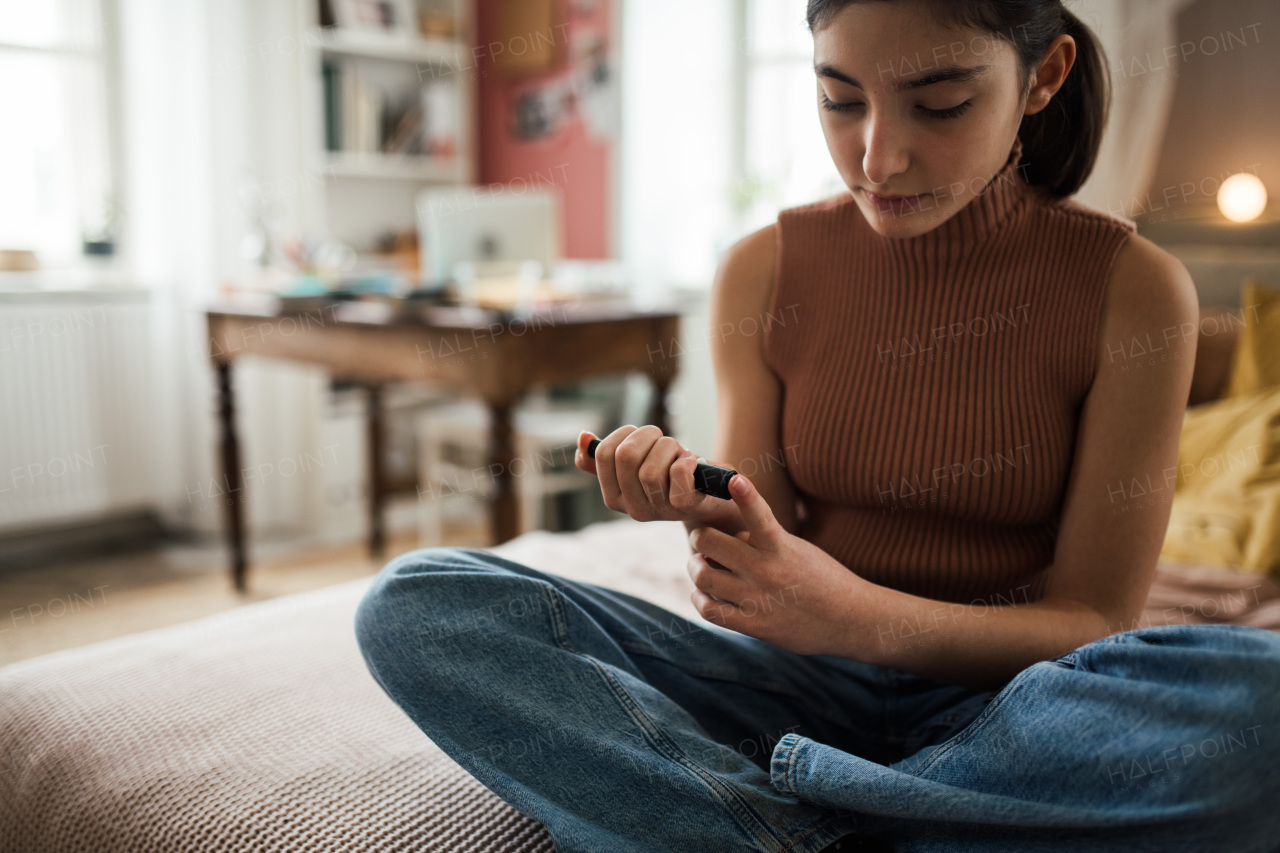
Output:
[1224,278,1280,398]
[1161,383,1280,576]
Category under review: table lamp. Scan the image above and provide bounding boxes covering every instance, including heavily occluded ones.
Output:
[1217,173,1267,223]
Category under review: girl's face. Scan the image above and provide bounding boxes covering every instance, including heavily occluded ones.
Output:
[813,2,1034,238]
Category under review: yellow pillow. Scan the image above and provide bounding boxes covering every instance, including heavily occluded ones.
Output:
[1161,383,1280,576]
[1224,278,1280,398]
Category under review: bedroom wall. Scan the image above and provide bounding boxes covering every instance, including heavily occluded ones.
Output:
[1131,0,1280,309]
[1144,0,1279,217]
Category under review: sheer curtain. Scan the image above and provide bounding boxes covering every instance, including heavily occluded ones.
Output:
[1071,0,1199,217]
[114,0,214,537]
[738,0,844,235]
[618,0,739,300]
[618,0,843,300]
[121,0,331,541]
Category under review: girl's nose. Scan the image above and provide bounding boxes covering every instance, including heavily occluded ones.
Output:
[862,115,910,187]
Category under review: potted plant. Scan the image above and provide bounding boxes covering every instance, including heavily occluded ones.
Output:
[82,189,122,256]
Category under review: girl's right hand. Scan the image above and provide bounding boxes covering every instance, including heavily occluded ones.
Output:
[574,425,744,528]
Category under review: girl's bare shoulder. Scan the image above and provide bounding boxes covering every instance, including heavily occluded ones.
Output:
[714,223,778,319]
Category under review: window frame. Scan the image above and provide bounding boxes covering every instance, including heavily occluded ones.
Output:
[0,0,124,272]
[731,0,843,239]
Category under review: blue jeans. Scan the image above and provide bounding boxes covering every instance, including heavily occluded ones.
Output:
[354,547,1280,853]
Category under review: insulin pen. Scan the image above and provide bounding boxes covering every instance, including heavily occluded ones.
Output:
[586,438,740,500]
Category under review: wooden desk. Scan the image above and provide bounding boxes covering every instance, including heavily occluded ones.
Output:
[205,296,682,591]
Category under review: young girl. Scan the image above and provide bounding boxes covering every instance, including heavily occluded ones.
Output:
[356,2,1280,850]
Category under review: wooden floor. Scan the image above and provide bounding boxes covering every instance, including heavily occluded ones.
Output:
[0,519,490,668]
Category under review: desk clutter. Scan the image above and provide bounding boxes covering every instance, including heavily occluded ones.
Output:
[264,286,641,327]
[230,237,631,317]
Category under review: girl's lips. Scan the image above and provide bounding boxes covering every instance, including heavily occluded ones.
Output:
[864,189,926,213]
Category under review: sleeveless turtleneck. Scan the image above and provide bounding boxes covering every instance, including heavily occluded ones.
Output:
[764,136,1137,605]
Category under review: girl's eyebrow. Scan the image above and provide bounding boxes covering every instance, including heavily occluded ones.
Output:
[815,63,991,92]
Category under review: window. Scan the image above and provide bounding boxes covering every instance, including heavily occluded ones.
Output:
[619,0,842,296]
[737,0,844,235]
[0,0,115,266]
[619,0,736,293]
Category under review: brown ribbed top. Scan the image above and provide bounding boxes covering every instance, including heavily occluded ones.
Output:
[764,136,1136,605]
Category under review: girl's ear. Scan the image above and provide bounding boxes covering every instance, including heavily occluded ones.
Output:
[1025,33,1075,116]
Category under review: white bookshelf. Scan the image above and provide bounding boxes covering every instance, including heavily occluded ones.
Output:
[317,26,463,65]
[294,0,476,255]
[324,150,463,182]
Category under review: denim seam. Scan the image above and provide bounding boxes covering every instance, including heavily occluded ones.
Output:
[777,732,814,800]
[538,580,795,851]
[905,661,1041,779]
[543,578,578,654]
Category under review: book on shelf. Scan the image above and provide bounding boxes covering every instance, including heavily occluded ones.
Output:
[422,79,458,158]
[322,60,342,152]
[323,58,460,160]
[332,59,385,154]
[326,0,417,38]
[383,93,426,155]
[322,0,458,41]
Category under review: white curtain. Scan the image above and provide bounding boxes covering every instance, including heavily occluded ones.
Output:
[119,0,218,536]
[121,0,331,541]
[1073,0,1199,217]
[618,0,738,300]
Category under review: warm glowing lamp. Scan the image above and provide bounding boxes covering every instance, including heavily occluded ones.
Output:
[1217,173,1268,223]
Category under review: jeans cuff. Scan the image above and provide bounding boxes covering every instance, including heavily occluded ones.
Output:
[770,731,806,796]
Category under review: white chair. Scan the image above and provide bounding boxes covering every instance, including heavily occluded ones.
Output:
[416,396,606,546]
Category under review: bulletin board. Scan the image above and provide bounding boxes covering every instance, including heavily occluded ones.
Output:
[503,1,615,145]
[495,0,564,77]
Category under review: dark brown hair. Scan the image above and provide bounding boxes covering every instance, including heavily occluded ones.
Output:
[807,0,1109,197]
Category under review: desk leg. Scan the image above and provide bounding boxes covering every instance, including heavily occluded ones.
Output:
[216,361,248,592]
[367,383,386,559]
[488,399,518,545]
[648,374,674,437]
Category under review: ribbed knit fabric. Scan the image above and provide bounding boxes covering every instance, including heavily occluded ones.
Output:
[765,136,1137,605]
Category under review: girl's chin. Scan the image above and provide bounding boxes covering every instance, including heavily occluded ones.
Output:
[859,205,948,237]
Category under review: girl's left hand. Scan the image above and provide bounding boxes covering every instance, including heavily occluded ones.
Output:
[685,473,871,657]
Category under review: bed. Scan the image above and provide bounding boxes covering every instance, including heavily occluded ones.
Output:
[3,295,1279,852]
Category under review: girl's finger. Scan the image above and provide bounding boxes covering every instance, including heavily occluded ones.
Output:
[595,426,638,510]
[670,450,699,508]
[575,431,597,474]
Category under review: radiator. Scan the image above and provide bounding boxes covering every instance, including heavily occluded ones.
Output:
[0,295,155,534]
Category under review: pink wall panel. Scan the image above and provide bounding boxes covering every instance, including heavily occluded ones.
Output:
[475,0,614,259]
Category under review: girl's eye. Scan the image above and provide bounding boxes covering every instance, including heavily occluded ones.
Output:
[819,93,860,113]
[819,93,973,120]
[923,101,973,119]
